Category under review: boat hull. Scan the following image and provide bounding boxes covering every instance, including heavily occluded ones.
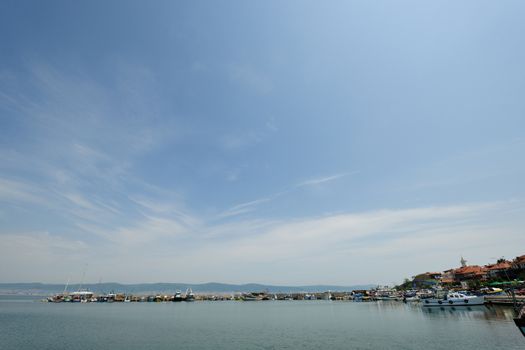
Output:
[422,296,484,307]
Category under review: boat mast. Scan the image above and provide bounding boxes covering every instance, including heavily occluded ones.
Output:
[63,277,70,294]
[78,263,88,291]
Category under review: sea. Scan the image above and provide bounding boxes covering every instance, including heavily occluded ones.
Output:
[0,295,523,349]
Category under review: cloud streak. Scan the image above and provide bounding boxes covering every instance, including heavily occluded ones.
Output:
[295,171,357,188]
[218,172,358,219]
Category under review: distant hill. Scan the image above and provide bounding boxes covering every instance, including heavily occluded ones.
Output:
[0,282,375,295]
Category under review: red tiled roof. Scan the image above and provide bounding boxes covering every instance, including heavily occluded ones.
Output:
[454,265,486,275]
[485,262,512,271]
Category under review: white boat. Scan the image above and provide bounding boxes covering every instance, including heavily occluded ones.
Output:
[173,290,183,302]
[422,292,484,307]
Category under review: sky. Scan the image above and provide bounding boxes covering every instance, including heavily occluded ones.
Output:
[0,0,524,286]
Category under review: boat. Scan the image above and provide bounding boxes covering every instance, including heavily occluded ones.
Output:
[515,305,525,337]
[403,291,419,303]
[70,290,94,302]
[322,291,332,300]
[353,293,364,302]
[184,288,195,302]
[422,291,484,307]
[241,293,257,301]
[304,293,316,300]
[173,290,183,302]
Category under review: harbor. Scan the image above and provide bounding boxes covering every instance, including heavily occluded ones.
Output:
[38,254,525,339]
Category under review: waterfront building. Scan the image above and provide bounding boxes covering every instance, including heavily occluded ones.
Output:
[452,265,487,282]
[485,261,513,279]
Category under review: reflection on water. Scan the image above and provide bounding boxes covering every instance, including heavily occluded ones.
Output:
[370,299,517,322]
[421,304,516,321]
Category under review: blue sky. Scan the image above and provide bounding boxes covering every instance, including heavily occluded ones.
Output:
[1,0,524,285]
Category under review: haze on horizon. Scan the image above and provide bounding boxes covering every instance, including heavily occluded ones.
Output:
[1,0,524,286]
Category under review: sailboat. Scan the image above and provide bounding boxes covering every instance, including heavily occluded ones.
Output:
[184,288,195,302]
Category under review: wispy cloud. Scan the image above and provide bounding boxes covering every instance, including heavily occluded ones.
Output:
[217,172,357,219]
[216,196,276,219]
[296,171,357,188]
[4,200,522,284]
[0,63,192,247]
[0,178,46,206]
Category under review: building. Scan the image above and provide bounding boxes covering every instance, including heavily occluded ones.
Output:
[441,269,456,284]
[452,265,487,282]
[484,261,512,279]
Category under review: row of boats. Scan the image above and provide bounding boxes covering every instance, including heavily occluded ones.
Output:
[46,289,195,303]
[374,291,485,306]
[46,289,487,306]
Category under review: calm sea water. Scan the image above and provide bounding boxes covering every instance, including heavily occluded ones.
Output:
[0,296,523,350]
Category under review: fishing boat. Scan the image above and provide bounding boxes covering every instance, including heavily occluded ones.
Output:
[422,291,484,307]
[515,305,525,337]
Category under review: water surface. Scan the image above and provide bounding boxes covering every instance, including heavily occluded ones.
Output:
[0,297,523,349]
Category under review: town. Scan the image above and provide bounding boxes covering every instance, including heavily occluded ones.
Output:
[398,254,525,291]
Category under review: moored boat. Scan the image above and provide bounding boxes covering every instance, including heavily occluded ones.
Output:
[403,290,419,303]
[241,293,257,301]
[422,292,484,307]
[173,290,183,302]
[70,290,94,302]
[184,288,195,302]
